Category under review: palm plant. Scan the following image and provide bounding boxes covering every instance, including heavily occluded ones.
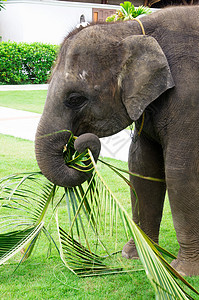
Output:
[106,2,151,22]
[0,131,198,299]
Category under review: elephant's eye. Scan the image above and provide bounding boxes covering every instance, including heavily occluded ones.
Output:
[64,92,88,110]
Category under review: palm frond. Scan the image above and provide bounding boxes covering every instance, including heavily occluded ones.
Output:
[0,172,57,262]
[0,223,44,265]
[56,221,123,276]
[57,141,199,298]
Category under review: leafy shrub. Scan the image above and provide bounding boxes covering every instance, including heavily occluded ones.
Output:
[0,42,59,85]
[106,1,151,22]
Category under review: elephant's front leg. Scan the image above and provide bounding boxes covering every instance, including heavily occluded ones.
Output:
[122,132,166,259]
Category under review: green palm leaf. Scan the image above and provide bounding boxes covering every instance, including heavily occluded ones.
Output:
[57,136,199,299]
[0,223,44,265]
[0,172,57,263]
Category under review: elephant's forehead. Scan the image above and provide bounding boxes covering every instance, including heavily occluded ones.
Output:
[66,41,100,63]
[65,70,89,82]
[61,27,120,83]
[64,46,108,81]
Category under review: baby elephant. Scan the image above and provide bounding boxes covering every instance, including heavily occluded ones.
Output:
[35,6,199,276]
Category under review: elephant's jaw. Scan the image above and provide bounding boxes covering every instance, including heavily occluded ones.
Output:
[35,125,101,188]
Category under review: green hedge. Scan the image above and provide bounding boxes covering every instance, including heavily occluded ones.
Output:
[0,42,59,85]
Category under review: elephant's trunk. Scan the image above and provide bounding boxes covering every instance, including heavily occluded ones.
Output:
[35,124,101,187]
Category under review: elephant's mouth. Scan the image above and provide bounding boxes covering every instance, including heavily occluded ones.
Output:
[35,127,101,188]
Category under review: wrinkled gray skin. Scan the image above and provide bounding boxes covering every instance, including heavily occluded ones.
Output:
[35,7,199,276]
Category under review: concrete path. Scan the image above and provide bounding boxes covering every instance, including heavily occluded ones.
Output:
[0,107,41,141]
[0,84,49,91]
[0,85,132,161]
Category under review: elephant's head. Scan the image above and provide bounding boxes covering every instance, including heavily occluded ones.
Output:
[35,24,174,187]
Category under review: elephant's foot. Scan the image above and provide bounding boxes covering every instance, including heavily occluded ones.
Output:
[122,238,139,259]
[171,258,199,277]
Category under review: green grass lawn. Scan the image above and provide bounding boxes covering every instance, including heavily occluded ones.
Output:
[0,90,47,114]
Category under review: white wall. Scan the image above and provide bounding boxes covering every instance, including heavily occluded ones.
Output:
[0,0,119,44]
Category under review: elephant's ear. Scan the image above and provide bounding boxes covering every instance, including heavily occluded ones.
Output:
[119,35,175,121]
